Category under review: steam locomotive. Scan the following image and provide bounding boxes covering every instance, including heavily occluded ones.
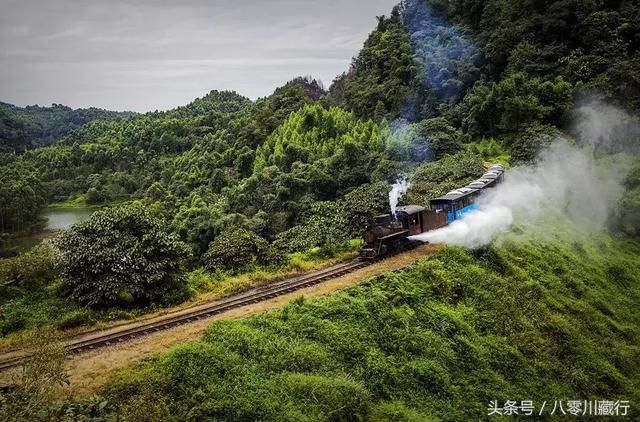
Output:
[360,165,505,259]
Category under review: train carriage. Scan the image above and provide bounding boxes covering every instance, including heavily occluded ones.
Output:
[429,188,480,224]
[361,165,505,259]
[430,165,504,224]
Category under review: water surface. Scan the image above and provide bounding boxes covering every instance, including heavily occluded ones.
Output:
[44,208,95,231]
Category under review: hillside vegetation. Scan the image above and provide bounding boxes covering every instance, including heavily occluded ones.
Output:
[0,102,131,153]
[29,225,637,420]
[0,0,639,418]
[0,0,637,335]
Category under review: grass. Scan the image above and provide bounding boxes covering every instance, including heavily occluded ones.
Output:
[186,245,360,299]
[0,242,361,352]
[87,223,640,421]
[47,195,95,209]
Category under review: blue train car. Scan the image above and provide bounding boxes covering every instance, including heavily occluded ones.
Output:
[429,165,505,224]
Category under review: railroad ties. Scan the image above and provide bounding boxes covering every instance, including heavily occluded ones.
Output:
[0,246,415,372]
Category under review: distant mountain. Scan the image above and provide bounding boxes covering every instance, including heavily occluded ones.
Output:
[0,102,133,153]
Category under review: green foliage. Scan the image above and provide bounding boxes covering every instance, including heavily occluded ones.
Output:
[55,309,95,331]
[462,73,573,136]
[406,151,485,204]
[157,90,252,119]
[254,104,388,173]
[0,243,64,337]
[241,77,325,148]
[0,242,59,292]
[0,331,68,421]
[391,118,464,162]
[331,9,416,120]
[56,203,190,308]
[99,229,640,420]
[171,192,226,254]
[273,182,389,254]
[0,162,46,233]
[2,0,640,375]
[272,202,348,254]
[505,123,562,166]
[401,0,482,120]
[467,139,510,164]
[0,102,131,153]
[341,181,391,234]
[202,228,274,273]
[620,161,640,237]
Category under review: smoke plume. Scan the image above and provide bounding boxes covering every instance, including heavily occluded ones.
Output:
[390,177,411,217]
[411,101,638,248]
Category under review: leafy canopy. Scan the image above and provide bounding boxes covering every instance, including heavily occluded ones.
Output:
[202,228,276,273]
[253,104,388,174]
[57,203,190,308]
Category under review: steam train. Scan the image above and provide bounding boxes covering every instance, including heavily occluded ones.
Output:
[360,165,505,259]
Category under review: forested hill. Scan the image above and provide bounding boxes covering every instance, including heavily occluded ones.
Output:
[0,102,133,153]
[331,0,639,135]
[1,1,640,418]
[1,0,639,230]
[1,0,639,242]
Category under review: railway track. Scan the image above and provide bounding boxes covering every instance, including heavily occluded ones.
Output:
[0,249,413,372]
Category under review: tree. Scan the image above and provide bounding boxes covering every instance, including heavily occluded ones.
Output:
[406,151,485,205]
[507,123,560,165]
[414,118,464,161]
[253,105,388,174]
[341,181,390,235]
[389,118,463,162]
[462,73,572,136]
[330,10,416,120]
[56,203,190,308]
[202,228,273,273]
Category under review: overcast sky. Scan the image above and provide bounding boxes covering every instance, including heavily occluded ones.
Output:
[0,0,398,112]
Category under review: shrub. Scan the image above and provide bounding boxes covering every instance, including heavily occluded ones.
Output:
[0,242,60,292]
[0,307,27,336]
[620,161,640,237]
[202,228,272,273]
[268,373,372,420]
[55,309,94,330]
[56,203,190,308]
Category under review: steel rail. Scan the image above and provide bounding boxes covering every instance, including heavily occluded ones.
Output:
[0,251,402,372]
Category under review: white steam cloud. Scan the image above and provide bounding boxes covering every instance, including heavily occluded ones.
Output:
[390,177,412,217]
[411,100,638,248]
[572,99,640,154]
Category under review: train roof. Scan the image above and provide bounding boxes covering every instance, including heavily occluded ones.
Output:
[430,165,504,203]
[396,205,427,215]
[430,188,479,202]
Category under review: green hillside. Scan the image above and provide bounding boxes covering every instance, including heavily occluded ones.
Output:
[18,224,637,420]
[1,0,639,419]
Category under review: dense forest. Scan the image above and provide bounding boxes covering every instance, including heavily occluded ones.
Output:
[1,0,640,419]
[0,102,131,153]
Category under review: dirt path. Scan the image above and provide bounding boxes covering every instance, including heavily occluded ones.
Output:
[2,244,440,398]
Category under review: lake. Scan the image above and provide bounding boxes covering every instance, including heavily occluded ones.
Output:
[44,208,95,231]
